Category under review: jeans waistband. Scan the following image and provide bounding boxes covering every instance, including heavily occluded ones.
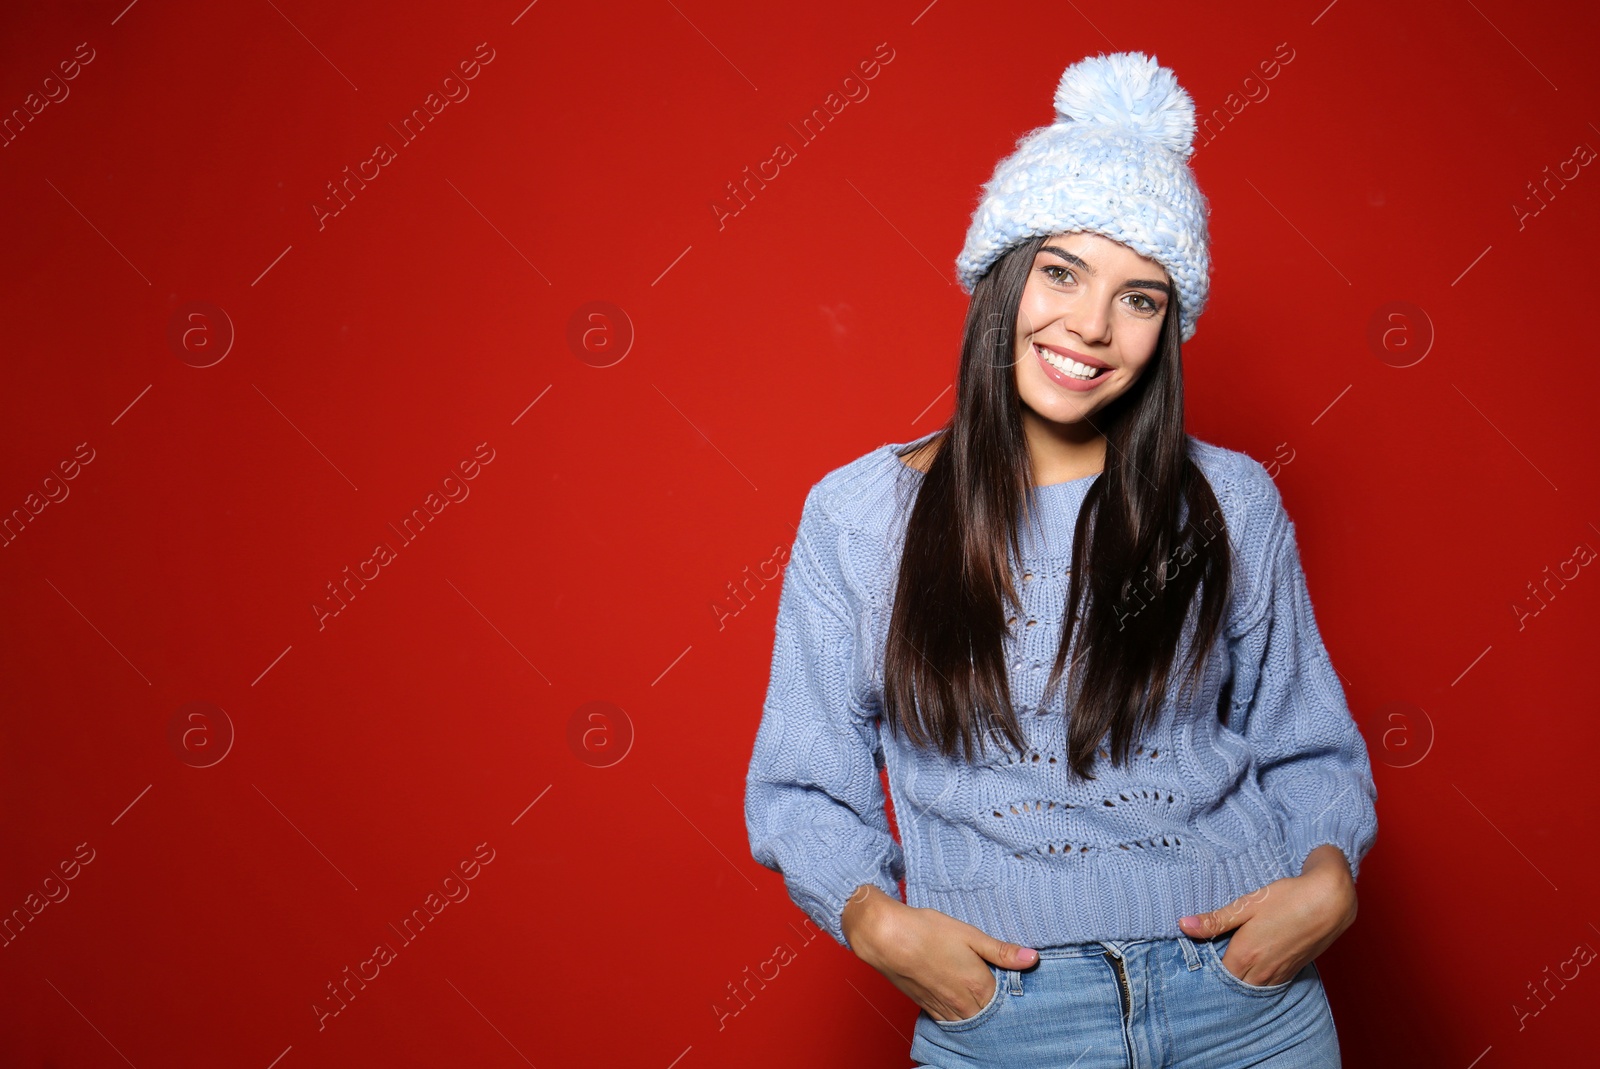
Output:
[1032,935,1207,971]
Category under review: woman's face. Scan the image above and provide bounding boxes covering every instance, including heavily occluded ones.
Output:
[1010,231,1172,427]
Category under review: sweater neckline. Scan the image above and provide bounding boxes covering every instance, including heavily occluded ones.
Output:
[879,434,1096,555]
[880,434,1103,493]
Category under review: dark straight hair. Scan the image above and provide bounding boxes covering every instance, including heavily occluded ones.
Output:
[882,232,1233,780]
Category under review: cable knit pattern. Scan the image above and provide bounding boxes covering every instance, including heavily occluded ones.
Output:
[744,433,1378,949]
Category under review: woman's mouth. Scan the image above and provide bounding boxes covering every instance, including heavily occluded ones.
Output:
[1034,342,1111,392]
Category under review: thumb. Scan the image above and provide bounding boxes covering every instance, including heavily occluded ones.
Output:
[1180,885,1268,938]
[978,936,1039,969]
[1178,905,1246,938]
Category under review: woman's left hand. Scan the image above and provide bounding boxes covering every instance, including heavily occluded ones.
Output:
[1176,845,1359,987]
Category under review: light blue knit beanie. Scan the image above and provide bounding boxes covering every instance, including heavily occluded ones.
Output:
[955,51,1211,342]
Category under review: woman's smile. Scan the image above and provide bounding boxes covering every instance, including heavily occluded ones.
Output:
[1033,341,1113,392]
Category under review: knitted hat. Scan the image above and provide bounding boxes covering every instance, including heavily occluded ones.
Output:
[955,51,1211,342]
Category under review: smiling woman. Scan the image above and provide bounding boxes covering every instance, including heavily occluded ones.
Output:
[1012,234,1172,470]
[745,50,1377,1069]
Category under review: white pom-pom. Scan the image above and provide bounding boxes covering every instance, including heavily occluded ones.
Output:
[1053,51,1196,157]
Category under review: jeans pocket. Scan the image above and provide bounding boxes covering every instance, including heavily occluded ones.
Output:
[1203,932,1299,996]
[930,964,1007,1031]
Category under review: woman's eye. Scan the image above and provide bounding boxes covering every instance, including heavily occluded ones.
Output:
[1126,293,1160,314]
[1042,264,1073,284]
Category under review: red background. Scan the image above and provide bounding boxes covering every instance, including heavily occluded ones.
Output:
[3,0,1598,1065]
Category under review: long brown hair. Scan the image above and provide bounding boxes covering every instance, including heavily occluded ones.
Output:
[882,233,1233,780]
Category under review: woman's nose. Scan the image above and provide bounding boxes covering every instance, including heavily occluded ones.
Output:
[1065,299,1112,345]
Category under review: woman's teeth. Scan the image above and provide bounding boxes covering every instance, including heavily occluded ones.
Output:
[1036,344,1104,380]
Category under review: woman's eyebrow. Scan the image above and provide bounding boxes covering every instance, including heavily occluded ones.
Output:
[1040,244,1172,296]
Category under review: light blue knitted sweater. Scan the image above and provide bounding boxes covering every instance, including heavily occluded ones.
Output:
[744,432,1379,950]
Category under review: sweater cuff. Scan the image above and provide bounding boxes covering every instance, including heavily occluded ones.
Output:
[1282,795,1376,882]
[792,839,905,949]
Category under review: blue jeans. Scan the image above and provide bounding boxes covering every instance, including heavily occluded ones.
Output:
[909,930,1341,1068]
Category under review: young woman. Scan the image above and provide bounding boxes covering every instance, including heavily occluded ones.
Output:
[745,52,1378,1068]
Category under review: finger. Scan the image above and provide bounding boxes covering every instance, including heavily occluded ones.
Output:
[977,934,1038,968]
[1220,888,1264,925]
[1178,895,1254,937]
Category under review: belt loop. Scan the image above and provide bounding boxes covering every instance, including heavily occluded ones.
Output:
[1177,932,1203,971]
[1005,967,1023,995]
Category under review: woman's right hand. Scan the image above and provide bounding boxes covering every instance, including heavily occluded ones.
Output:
[840,884,1039,1022]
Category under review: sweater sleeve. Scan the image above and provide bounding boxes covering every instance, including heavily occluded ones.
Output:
[1224,509,1379,883]
[744,487,906,949]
